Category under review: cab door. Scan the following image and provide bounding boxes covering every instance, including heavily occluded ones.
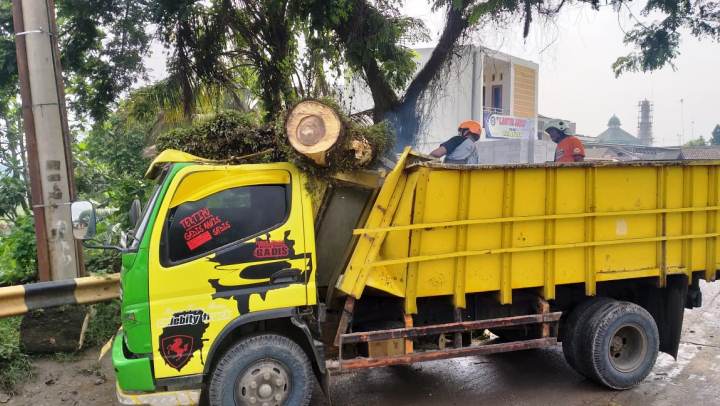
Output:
[147,164,313,379]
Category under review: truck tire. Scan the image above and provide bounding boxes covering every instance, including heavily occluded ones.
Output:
[561,296,614,374]
[208,334,313,406]
[579,301,659,390]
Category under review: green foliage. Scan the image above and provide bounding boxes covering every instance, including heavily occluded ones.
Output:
[711,125,720,146]
[0,2,17,97]
[156,110,284,162]
[0,1,152,122]
[685,136,707,146]
[0,215,37,286]
[612,2,720,76]
[0,317,33,394]
[57,0,152,122]
[73,101,153,273]
[83,300,121,348]
[0,176,27,220]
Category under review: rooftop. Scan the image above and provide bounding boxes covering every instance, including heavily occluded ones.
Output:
[595,115,645,146]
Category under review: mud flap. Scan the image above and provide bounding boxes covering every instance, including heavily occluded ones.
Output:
[641,275,688,358]
[662,276,689,358]
[290,316,331,400]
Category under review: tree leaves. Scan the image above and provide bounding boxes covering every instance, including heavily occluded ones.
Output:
[57,0,152,122]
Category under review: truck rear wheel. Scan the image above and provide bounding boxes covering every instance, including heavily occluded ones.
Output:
[208,334,313,406]
[578,301,659,389]
[561,296,614,375]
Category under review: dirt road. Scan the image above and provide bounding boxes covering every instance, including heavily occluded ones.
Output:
[3,281,718,406]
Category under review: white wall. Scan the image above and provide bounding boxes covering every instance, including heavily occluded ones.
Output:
[413,48,481,153]
[339,47,537,155]
[340,47,485,153]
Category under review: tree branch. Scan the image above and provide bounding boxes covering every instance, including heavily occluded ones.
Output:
[400,2,469,109]
[335,0,401,119]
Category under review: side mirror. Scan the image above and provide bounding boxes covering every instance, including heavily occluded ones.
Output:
[129,199,142,229]
[71,201,97,240]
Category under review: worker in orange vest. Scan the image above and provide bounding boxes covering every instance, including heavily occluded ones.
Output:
[545,119,585,162]
[430,120,483,164]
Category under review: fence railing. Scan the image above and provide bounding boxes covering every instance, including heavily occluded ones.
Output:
[0,273,120,318]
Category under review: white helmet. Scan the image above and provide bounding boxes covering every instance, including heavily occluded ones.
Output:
[544,119,573,135]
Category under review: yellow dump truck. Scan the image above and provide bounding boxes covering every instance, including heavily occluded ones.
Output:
[72,147,718,405]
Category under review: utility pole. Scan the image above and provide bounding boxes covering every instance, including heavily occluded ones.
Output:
[12,0,82,281]
[680,98,685,146]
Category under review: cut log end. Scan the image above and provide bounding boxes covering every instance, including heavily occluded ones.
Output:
[286,100,343,166]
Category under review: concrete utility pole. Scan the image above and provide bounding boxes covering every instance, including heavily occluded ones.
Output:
[12,0,82,281]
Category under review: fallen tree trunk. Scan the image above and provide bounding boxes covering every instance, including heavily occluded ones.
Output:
[285,100,380,167]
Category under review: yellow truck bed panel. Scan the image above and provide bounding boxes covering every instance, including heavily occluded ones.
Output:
[337,155,720,313]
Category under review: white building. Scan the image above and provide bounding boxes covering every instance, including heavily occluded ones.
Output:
[342,46,544,161]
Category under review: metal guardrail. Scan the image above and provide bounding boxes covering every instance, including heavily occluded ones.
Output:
[0,274,120,318]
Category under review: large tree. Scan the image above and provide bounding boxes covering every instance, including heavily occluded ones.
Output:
[145,0,720,146]
[4,0,719,143]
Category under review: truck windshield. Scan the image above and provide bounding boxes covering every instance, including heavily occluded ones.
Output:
[128,170,168,250]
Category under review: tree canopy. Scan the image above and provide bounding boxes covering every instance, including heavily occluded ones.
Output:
[3,0,718,141]
[712,124,720,145]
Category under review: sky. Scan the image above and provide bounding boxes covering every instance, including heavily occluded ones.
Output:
[401,2,720,146]
[144,3,720,147]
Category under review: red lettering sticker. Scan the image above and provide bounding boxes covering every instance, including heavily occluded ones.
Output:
[179,208,212,230]
[212,221,231,236]
[178,207,234,251]
[187,231,212,250]
[253,240,290,259]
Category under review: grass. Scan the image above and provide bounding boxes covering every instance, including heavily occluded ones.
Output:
[0,317,34,394]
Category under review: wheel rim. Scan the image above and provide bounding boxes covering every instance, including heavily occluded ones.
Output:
[608,324,648,373]
[235,359,291,405]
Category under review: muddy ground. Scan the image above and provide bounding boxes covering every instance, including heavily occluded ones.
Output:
[2,281,718,406]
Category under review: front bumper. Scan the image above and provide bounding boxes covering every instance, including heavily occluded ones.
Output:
[112,329,156,392]
[116,382,200,406]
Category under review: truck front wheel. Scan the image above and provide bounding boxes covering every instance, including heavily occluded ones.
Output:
[579,301,659,390]
[208,334,313,406]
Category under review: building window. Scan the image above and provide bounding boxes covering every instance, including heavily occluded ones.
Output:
[162,184,289,264]
[492,85,503,111]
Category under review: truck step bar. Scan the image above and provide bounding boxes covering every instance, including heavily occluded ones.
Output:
[339,312,562,344]
[329,337,557,370]
[329,307,563,372]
